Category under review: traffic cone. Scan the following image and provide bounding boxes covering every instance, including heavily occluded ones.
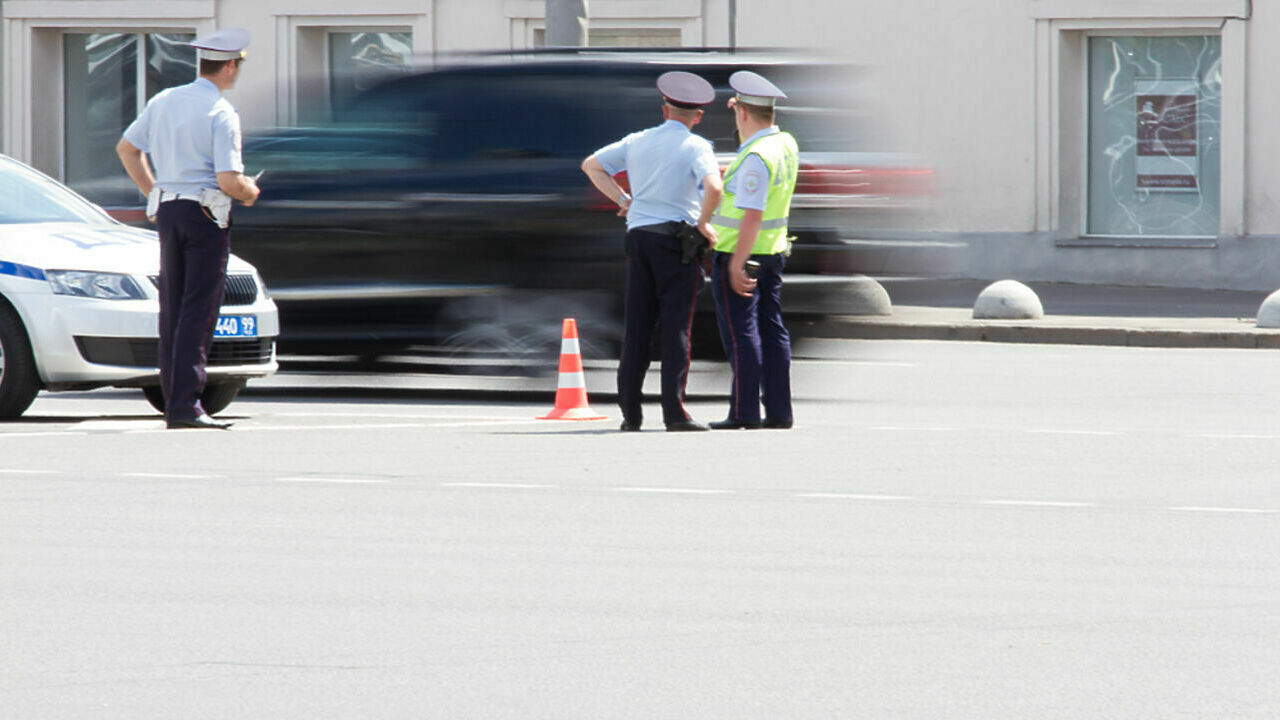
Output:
[538,318,608,421]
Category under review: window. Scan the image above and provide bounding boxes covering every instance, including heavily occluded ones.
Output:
[328,32,413,114]
[533,27,682,47]
[1086,35,1222,237]
[63,32,195,207]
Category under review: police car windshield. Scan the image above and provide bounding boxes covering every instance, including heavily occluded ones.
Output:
[0,157,115,225]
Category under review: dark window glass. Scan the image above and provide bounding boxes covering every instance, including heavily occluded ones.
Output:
[64,32,194,207]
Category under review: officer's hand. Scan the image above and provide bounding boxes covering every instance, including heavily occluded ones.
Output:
[731,264,757,297]
[242,181,260,208]
[616,194,631,218]
[697,222,718,246]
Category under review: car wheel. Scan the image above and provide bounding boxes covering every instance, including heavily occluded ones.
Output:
[440,291,622,374]
[141,381,244,416]
[0,303,40,419]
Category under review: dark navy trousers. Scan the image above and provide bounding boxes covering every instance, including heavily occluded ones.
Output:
[710,251,792,424]
[155,200,229,421]
[617,226,702,426]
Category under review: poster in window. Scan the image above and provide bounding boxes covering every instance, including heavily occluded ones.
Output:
[1135,79,1198,192]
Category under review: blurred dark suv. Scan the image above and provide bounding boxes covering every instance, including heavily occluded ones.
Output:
[232,49,931,359]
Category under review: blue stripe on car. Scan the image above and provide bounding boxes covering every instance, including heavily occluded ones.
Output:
[0,261,46,281]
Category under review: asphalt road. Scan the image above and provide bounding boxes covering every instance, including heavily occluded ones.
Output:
[2,340,1278,718]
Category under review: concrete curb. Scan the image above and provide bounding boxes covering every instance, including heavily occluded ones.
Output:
[797,315,1280,349]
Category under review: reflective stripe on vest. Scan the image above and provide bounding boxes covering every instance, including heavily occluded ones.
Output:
[709,214,790,230]
[710,131,799,256]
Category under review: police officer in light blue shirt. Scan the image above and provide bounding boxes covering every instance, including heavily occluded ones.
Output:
[117,28,261,430]
[582,71,723,432]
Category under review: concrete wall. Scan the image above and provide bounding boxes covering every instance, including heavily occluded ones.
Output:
[3,0,1277,289]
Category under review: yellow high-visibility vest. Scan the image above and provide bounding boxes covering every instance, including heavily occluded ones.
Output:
[711,130,799,255]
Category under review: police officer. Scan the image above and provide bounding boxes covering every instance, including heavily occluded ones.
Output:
[708,71,799,430]
[116,28,261,429]
[581,71,724,432]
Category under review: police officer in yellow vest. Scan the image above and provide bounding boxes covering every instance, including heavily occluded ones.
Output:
[708,71,798,430]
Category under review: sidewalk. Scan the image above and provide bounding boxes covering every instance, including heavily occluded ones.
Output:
[809,279,1280,349]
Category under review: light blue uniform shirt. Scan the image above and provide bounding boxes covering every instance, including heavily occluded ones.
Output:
[122,77,244,196]
[725,126,781,212]
[593,119,719,231]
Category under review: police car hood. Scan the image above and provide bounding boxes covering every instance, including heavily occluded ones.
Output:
[0,222,255,275]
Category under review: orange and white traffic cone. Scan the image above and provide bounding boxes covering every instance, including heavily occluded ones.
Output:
[538,318,608,421]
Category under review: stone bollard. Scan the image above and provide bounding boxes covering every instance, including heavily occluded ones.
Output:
[973,279,1044,320]
[1256,289,1280,328]
[841,275,893,316]
[803,274,892,315]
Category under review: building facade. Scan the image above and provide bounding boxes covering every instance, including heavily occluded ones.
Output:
[2,0,1275,290]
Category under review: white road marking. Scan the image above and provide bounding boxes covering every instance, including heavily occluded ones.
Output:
[76,420,166,432]
[270,412,535,421]
[800,360,919,367]
[980,499,1097,508]
[1024,429,1117,436]
[1168,506,1278,515]
[248,423,427,432]
[0,468,61,475]
[0,431,87,439]
[1192,433,1280,440]
[866,426,957,432]
[424,420,546,429]
[276,477,390,485]
[117,472,213,480]
[442,482,555,489]
[794,493,913,501]
[613,487,732,495]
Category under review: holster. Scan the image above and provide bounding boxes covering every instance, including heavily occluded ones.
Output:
[199,188,233,229]
[677,221,708,265]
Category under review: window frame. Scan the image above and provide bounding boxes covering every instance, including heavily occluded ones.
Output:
[1,1,213,181]
[1081,31,1224,241]
[1034,9,1247,245]
[274,13,427,127]
[61,31,197,202]
[503,0,705,49]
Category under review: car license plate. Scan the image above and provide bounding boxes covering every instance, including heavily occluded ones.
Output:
[214,315,257,338]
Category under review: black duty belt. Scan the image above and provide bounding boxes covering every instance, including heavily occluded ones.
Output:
[631,221,683,236]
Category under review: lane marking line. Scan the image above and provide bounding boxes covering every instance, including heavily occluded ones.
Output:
[1168,506,1278,514]
[117,472,213,480]
[247,423,427,432]
[276,477,390,485]
[0,431,88,439]
[270,412,535,421]
[424,420,546,429]
[1025,429,1117,436]
[76,420,166,432]
[613,487,732,495]
[0,468,61,475]
[794,493,914,501]
[441,482,556,489]
[866,426,956,432]
[980,499,1098,508]
[1192,434,1280,440]
[799,360,919,367]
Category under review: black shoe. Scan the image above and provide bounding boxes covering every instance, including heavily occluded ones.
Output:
[762,418,794,430]
[708,419,762,430]
[166,414,232,430]
[665,420,709,432]
[620,419,642,432]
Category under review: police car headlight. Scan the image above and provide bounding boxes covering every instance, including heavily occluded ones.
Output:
[47,270,146,300]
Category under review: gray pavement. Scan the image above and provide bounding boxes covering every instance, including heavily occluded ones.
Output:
[812,278,1280,348]
[8,342,1280,719]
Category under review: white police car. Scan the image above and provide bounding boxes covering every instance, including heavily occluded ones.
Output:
[0,154,278,418]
